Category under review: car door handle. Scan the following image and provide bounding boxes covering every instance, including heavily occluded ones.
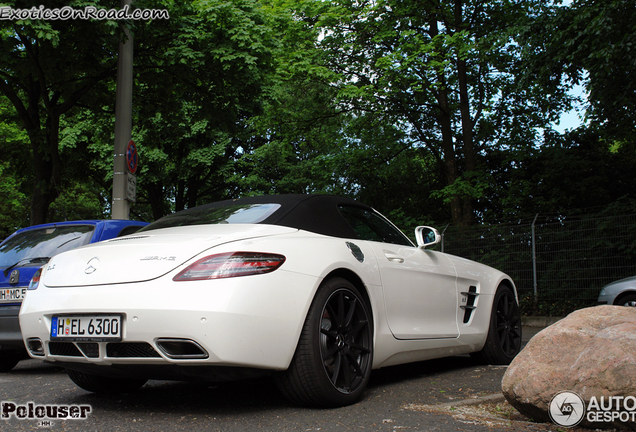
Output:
[384,252,404,263]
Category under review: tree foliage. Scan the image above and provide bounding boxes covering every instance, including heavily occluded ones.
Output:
[130,0,279,219]
[0,0,634,240]
[0,0,122,225]
[516,0,636,143]
[0,97,30,239]
[293,0,574,226]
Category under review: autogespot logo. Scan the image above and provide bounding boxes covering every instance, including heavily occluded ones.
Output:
[549,391,586,427]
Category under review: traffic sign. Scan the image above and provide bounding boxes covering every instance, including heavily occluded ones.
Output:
[126,140,138,174]
[127,173,136,202]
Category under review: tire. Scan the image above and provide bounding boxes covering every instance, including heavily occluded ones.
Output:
[0,354,20,372]
[471,284,522,365]
[276,277,374,407]
[615,294,636,307]
[66,369,147,394]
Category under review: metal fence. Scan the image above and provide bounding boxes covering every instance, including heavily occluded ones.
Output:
[441,212,636,306]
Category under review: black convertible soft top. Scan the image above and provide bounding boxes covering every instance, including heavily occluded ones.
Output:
[146,194,375,239]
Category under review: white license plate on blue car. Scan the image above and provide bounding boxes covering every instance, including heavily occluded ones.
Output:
[0,288,27,303]
[51,315,122,341]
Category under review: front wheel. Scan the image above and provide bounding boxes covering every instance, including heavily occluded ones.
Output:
[471,284,522,365]
[276,277,374,407]
[66,369,147,394]
[615,294,636,307]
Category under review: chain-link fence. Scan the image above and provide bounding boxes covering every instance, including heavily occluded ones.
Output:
[441,212,636,314]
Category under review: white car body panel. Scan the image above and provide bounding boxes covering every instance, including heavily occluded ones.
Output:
[19,193,520,408]
[43,224,298,287]
[371,244,459,339]
[20,224,512,370]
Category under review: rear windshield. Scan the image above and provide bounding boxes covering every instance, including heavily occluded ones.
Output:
[0,225,95,268]
[140,204,281,232]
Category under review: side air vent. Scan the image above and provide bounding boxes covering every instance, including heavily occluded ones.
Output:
[461,286,479,324]
[156,339,209,359]
[106,342,161,358]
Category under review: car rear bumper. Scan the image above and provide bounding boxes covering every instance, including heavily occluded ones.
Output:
[0,305,26,350]
[19,270,318,371]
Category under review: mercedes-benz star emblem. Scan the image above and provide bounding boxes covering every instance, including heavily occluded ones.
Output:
[84,257,100,274]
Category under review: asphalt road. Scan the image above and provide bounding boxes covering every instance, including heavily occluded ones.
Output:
[0,327,564,432]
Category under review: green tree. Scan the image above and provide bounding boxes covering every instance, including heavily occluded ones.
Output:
[229,0,344,197]
[517,0,636,143]
[294,0,571,226]
[130,0,278,219]
[0,0,281,224]
[0,0,124,225]
[0,96,30,238]
[482,128,636,221]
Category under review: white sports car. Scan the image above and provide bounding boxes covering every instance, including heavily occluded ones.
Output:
[20,194,521,407]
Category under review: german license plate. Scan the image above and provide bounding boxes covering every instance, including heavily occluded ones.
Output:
[0,288,27,303]
[51,315,122,341]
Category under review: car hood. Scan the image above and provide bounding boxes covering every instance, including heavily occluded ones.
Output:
[603,276,636,290]
[42,224,297,287]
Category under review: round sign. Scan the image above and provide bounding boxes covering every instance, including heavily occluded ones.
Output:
[549,391,585,427]
[126,140,138,174]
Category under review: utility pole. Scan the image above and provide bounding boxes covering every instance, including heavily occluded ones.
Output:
[112,0,133,219]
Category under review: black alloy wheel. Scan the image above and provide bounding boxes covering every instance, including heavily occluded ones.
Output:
[471,284,522,365]
[319,287,372,395]
[494,287,522,358]
[276,277,373,407]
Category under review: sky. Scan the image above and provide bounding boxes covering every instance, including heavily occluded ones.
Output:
[553,83,587,133]
[554,109,584,133]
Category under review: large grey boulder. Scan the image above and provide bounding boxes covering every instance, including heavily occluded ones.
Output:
[502,305,636,430]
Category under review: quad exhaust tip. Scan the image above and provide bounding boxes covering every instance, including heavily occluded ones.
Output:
[26,338,45,356]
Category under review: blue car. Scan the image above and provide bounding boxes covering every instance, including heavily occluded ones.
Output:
[0,220,148,371]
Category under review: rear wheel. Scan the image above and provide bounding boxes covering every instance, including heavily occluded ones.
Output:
[66,369,147,394]
[276,277,373,407]
[471,284,522,365]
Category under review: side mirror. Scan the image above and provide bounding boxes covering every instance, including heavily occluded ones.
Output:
[415,226,441,248]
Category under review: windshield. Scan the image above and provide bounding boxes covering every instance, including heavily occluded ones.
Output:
[140,204,281,232]
[0,225,95,269]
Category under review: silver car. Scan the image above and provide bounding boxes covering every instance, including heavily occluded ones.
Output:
[597,276,636,307]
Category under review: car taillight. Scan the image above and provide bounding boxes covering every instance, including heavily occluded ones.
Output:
[28,268,42,290]
[173,252,286,281]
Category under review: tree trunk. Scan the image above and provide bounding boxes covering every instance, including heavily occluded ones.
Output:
[29,113,62,225]
[430,16,468,227]
[455,0,476,227]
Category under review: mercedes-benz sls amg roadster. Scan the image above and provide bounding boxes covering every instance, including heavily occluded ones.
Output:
[19,194,522,407]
